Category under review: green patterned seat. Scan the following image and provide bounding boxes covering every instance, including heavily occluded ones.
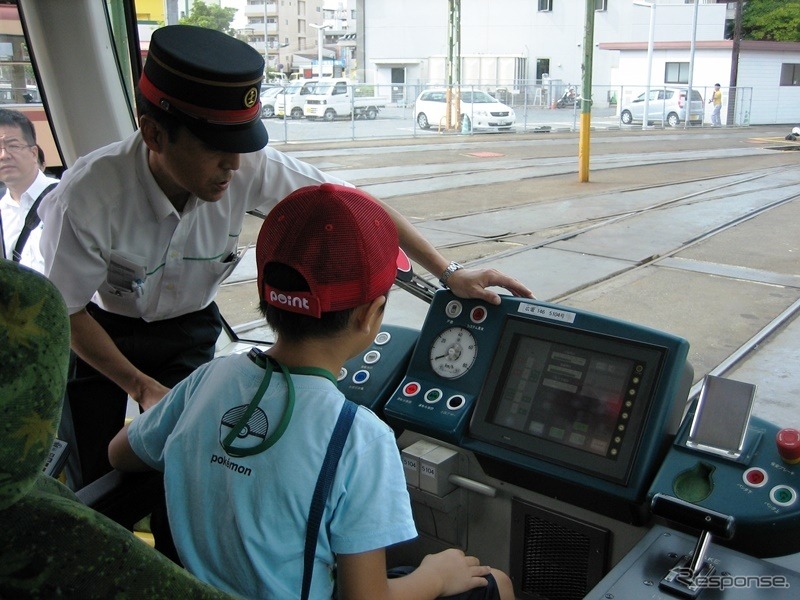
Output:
[0,259,237,599]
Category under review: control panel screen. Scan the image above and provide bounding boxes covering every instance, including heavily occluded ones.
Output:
[488,334,642,459]
[469,316,666,484]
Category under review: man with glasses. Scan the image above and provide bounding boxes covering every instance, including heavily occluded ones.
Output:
[0,108,59,272]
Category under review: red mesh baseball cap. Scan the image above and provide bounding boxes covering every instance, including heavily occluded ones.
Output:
[256,183,400,318]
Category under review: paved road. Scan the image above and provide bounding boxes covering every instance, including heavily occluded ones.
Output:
[218,124,800,425]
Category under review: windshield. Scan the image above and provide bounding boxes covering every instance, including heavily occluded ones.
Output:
[462,91,500,104]
[313,83,335,94]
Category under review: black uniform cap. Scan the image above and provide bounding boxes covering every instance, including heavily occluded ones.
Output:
[140,25,268,153]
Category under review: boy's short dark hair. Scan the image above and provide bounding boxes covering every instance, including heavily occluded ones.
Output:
[259,262,356,340]
[0,108,37,145]
[255,183,399,340]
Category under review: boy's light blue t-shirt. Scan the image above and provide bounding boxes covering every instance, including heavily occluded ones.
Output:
[128,352,417,600]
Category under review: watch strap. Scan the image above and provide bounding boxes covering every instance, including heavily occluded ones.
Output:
[439,261,463,288]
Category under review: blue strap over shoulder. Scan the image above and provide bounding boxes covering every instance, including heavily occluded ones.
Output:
[301,399,358,600]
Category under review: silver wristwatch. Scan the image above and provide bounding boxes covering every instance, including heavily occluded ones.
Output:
[439,261,463,288]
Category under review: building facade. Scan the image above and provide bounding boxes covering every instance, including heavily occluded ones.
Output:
[240,0,338,76]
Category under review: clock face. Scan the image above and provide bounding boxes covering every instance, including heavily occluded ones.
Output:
[429,327,477,379]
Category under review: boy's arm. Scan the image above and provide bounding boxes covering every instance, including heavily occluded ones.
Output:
[336,547,491,600]
[108,423,152,472]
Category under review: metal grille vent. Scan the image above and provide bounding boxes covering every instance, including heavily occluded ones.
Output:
[511,498,610,600]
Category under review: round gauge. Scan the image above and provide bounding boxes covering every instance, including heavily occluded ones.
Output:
[429,327,478,379]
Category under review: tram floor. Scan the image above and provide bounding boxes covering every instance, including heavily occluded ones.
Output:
[217,125,800,427]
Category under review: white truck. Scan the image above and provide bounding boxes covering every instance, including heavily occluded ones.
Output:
[303,79,388,121]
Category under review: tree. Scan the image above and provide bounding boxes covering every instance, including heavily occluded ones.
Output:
[178,1,238,36]
[740,0,800,42]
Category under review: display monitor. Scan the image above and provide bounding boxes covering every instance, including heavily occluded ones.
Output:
[468,313,680,488]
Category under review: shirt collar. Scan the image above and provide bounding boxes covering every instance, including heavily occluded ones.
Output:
[19,170,59,209]
[2,170,58,212]
[135,133,200,222]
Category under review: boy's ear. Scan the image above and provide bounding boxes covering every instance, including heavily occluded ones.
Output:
[354,295,386,335]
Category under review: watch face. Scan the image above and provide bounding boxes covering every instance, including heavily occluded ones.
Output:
[429,326,477,379]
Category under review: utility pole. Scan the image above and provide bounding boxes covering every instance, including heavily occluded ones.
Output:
[727,0,743,125]
[578,0,595,182]
[445,0,461,130]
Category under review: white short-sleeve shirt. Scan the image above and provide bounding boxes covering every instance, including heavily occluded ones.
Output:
[39,131,346,320]
[0,169,60,273]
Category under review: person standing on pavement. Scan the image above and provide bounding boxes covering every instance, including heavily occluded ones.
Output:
[0,109,59,272]
[39,24,531,530]
[709,83,722,127]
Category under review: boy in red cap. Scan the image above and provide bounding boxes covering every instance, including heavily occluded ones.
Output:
[110,183,513,600]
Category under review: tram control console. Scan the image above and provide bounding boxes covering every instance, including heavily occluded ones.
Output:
[383,290,694,522]
[335,290,800,598]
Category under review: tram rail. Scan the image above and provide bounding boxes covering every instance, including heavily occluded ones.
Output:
[221,136,800,424]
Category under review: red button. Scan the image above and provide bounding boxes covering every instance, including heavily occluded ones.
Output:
[471,306,487,323]
[403,382,421,397]
[746,469,765,485]
[777,428,800,464]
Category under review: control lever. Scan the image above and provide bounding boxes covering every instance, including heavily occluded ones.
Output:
[651,493,735,598]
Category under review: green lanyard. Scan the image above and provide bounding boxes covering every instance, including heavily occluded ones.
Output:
[221,351,336,457]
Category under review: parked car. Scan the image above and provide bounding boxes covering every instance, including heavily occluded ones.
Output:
[620,88,704,127]
[414,89,515,132]
[276,79,319,119]
[260,86,284,118]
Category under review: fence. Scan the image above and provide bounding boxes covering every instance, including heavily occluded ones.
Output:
[259,82,755,145]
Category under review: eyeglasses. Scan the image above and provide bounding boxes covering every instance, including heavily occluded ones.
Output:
[0,143,34,156]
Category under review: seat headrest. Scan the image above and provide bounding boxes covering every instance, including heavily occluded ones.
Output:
[0,259,70,509]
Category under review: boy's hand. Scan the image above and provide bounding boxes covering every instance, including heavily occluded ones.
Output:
[419,549,491,597]
[446,267,534,305]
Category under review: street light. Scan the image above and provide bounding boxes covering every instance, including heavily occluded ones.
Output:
[633,1,655,130]
[309,23,332,78]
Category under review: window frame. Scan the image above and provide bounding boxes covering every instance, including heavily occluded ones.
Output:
[664,62,690,85]
[780,63,800,86]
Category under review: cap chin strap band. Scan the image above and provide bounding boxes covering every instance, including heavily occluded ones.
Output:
[139,71,262,126]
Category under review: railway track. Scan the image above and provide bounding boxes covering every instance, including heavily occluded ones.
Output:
[220,133,800,420]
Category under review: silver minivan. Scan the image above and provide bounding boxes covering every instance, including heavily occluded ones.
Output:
[620,88,704,127]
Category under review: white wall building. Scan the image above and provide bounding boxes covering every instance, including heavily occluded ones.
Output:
[602,39,800,125]
[359,0,799,125]
[360,0,726,89]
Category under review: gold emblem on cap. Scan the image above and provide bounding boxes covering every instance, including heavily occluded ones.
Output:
[244,87,258,108]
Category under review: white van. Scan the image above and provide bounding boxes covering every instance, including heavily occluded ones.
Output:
[275,79,319,119]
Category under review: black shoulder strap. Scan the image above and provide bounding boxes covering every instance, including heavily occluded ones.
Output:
[12,182,58,262]
[301,399,358,600]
